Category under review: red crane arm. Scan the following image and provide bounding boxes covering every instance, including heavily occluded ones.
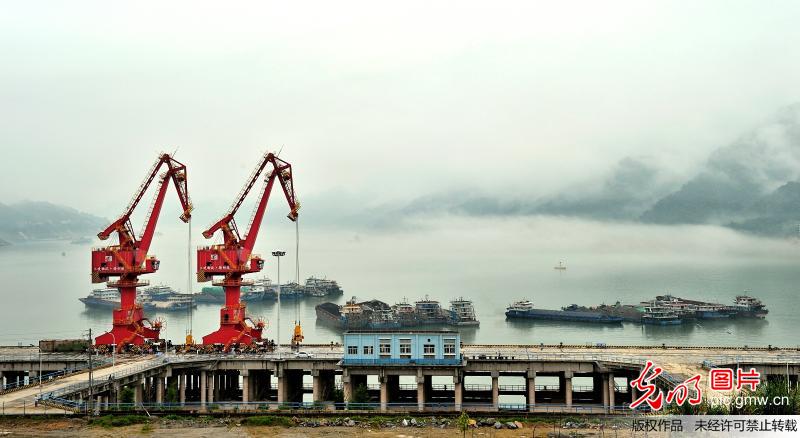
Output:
[202,152,299,253]
[97,153,193,252]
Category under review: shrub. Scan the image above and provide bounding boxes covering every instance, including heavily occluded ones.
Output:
[90,415,149,428]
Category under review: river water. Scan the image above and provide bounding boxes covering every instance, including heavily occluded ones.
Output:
[1,215,798,348]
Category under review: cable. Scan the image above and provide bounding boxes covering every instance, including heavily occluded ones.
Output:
[187,217,193,343]
[295,217,300,324]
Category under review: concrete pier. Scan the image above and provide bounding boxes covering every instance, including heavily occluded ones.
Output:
[2,344,800,415]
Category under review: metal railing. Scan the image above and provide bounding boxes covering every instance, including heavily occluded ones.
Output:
[341,358,462,366]
[39,357,166,401]
[0,353,97,363]
[1,369,82,393]
[702,354,800,368]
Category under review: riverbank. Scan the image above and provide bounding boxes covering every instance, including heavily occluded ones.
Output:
[0,415,635,437]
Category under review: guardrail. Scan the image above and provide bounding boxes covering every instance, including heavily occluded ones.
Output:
[39,357,166,401]
[1,356,111,394]
[702,355,800,368]
[0,353,98,363]
[1,369,81,394]
[341,358,462,366]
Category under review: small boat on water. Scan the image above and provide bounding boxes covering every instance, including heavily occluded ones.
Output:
[505,300,623,324]
[414,296,451,325]
[642,306,683,325]
[732,294,768,318]
[554,261,567,271]
[305,277,343,296]
[694,304,731,319]
[449,298,480,326]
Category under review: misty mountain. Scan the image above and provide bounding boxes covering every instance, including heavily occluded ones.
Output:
[0,201,106,241]
[535,157,677,220]
[725,181,800,236]
[640,104,800,235]
[369,104,800,238]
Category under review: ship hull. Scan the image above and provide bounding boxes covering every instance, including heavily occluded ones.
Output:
[696,311,730,319]
[642,318,683,325]
[505,308,623,323]
[736,310,768,319]
[79,297,120,309]
[451,320,480,326]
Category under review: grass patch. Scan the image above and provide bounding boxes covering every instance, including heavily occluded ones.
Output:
[241,416,294,427]
[90,415,150,428]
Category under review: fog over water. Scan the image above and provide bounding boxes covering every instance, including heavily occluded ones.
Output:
[2,216,798,347]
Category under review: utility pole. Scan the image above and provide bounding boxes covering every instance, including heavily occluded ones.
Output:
[38,342,42,397]
[272,251,285,359]
[86,328,93,417]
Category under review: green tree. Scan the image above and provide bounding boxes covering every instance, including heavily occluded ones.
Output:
[332,388,344,404]
[120,387,135,405]
[350,383,370,408]
[457,411,471,438]
[165,381,178,404]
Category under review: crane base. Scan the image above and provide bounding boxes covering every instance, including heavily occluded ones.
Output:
[202,323,263,347]
[95,323,161,350]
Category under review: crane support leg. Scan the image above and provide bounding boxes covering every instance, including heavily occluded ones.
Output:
[201,285,263,350]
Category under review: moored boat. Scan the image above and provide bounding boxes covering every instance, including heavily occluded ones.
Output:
[80,285,195,311]
[449,298,480,326]
[732,294,768,318]
[505,300,623,323]
[642,306,683,325]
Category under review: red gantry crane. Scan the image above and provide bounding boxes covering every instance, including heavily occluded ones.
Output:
[198,151,299,350]
[92,153,193,351]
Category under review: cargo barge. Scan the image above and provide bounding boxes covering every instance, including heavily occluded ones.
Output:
[316,296,480,329]
[570,293,768,325]
[644,294,768,320]
[505,300,623,324]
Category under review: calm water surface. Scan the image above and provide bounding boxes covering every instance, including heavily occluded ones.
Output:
[1,217,798,348]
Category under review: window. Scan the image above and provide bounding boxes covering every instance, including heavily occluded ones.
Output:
[423,344,435,356]
[399,339,412,357]
[444,339,456,356]
[379,339,391,356]
[347,345,358,355]
[363,345,374,355]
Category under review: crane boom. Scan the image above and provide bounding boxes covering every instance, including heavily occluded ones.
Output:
[202,154,298,244]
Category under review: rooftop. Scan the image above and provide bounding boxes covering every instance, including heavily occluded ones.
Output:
[344,329,458,335]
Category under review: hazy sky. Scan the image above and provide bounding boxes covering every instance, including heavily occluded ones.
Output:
[2,1,800,217]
